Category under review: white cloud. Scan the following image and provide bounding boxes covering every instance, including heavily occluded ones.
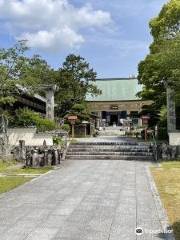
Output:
[18,27,85,51]
[0,0,112,51]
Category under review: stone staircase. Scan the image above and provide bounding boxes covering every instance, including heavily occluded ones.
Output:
[66,139,154,161]
[98,127,125,136]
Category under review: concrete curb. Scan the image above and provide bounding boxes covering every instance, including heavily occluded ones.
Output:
[146,166,176,240]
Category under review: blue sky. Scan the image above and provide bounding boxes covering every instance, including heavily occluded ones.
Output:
[0,0,167,77]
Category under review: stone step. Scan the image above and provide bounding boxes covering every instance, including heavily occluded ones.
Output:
[71,142,140,146]
[66,155,153,161]
[66,151,153,156]
[69,144,149,147]
[98,132,125,136]
[68,147,150,152]
[67,139,153,161]
[102,127,122,130]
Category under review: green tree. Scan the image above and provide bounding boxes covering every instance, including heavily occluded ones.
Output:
[0,41,56,113]
[55,54,101,116]
[150,0,180,42]
[138,0,180,127]
[19,54,56,91]
[70,103,91,122]
[0,41,28,107]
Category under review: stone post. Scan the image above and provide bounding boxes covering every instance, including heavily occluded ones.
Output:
[167,87,176,132]
[71,123,75,138]
[0,115,9,160]
[138,118,143,127]
[19,140,26,161]
[45,86,56,120]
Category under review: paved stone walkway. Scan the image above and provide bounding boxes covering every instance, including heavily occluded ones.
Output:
[0,160,166,240]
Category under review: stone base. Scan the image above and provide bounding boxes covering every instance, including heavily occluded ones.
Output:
[169,132,180,146]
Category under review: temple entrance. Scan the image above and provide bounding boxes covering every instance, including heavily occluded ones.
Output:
[110,113,118,126]
[101,111,129,127]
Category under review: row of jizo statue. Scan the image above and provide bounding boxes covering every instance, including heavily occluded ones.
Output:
[151,143,178,161]
[160,143,177,160]
[12,140,66,167]
[12,140,178,166]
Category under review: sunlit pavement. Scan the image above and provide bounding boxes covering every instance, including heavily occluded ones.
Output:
[0,156,168,240]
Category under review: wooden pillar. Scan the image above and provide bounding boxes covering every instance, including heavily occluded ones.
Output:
[71,124,75,138]
[96,112,101,128]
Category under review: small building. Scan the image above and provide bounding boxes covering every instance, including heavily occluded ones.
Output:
[86,78,151,127]
[10,85,55,120]
[14,93,46,114]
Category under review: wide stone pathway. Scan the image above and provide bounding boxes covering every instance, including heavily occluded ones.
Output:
[0,160,166,240]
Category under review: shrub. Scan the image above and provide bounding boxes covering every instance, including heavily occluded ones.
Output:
[53,136,64,146]
[61,124,70,132]
[15,108,56,132]
[15,108,37,127]
[36,118,56,132]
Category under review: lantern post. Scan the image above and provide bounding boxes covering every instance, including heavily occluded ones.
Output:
[141,115,150,141]
[68,116,78,138]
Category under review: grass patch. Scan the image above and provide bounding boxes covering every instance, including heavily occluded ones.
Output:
[0,160,17,172]
[0,160,53,194]
[12,166,53,175]
[151,161,180,239]
[158,161,180,169]
[0,176,31,194]
[0,160,53,175]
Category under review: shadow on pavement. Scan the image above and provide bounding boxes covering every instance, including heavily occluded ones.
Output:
[173,221,180,240]
[156,223,179,239]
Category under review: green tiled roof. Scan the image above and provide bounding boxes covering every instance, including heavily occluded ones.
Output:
[86,78,142,102]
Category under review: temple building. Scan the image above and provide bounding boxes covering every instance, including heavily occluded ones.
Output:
[86,78,151,127]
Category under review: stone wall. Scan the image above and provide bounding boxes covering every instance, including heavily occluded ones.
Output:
[169,132,180,146]
[7,128,53,146]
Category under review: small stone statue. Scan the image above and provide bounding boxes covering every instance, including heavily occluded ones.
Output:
[12,146,20,161]
[47,149,53,166]
[26,147,33,166]
[19,140,26,161]
[53,149,59,165]
[160,143,177,160]
[38,147,45,166]
[43,140,47,149]
[44,149,49,166]
[170,146,177,159]
[32,148,39,167]
[161,143,169,160]
[12,140,65,167]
